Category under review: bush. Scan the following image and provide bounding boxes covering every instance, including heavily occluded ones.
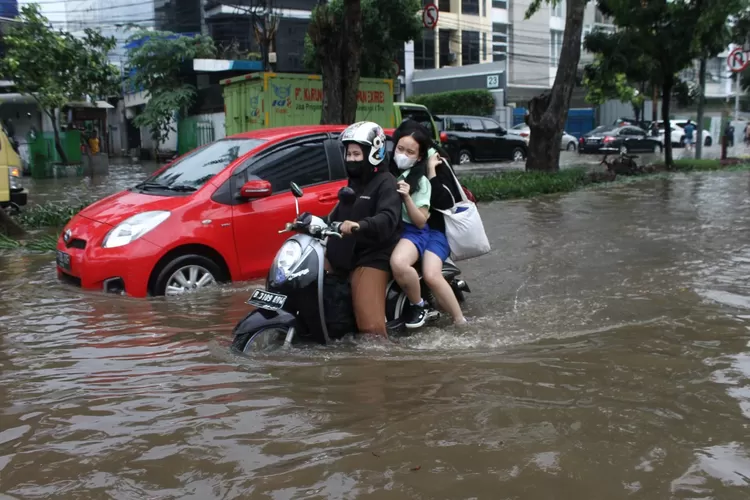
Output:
[462,168,591,201]
[14,201,91,229]
[408,90,496,116]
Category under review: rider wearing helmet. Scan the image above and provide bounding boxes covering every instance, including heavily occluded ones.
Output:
[326,121,402,337]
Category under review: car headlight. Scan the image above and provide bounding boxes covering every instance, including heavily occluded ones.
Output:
[8,166,21,190]
[102,211,170,248]
[276,240,302,273]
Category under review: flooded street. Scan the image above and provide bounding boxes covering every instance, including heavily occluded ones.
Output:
[3,158,750,498]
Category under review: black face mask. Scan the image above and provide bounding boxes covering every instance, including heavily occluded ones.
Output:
[345,160,367,178]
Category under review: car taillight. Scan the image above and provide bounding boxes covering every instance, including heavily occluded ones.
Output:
[439,131,448,143]
[603,136,615,143]
[520,132,529,137]
[579,137,585,143]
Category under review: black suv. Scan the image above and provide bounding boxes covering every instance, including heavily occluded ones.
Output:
[435,114,528,164]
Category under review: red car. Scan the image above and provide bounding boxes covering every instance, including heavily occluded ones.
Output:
[56,125,355,297]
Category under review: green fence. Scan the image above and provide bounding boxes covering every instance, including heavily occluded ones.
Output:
[177,117,215,156]
[27,130,83,179]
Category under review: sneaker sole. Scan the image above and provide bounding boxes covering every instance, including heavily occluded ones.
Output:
[405,318,426,329]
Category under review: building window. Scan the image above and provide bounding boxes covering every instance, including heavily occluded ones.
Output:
[462,0,479,16]
[462,30,480,65]
[439,0,451,12]
[483,32,487,60]
[550,30,563,66]
[492,0,507,8]
[551,0,564,18]
[439,29,453,67]
[414,28,435,70]
[492,22,508,62]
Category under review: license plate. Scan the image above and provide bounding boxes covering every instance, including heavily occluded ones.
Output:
[56,250,71,271]
[247,289,287,310]
[586,138,598,143]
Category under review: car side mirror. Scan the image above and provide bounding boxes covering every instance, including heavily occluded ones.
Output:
[497,129,506,136]
[239,179,272,199]
[290,182,304,198]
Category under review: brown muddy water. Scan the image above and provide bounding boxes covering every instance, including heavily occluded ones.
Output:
[2,160,750,498]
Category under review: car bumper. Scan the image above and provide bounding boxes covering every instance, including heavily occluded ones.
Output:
[0,188,27,207]
[55,215,162,298]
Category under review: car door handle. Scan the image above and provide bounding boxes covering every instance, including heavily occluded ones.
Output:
[318,193,338,203]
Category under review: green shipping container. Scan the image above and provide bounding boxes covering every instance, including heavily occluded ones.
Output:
[222,72,395,136]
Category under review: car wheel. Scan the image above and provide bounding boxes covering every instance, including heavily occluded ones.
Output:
[619,145,629,155]
[153,254,224,296]
[512,147,526,162]
[458,149,472,164]
[566,141,577,151]
[705,136,712,147]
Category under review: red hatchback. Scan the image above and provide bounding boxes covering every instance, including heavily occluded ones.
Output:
[56,125,352,297]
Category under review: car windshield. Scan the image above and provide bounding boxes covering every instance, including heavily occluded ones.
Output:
[144,138,266,190]
[589,126,613,135]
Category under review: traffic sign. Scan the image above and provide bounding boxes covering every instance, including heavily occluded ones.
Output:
[727,47,750,73]
[422,3,439,29]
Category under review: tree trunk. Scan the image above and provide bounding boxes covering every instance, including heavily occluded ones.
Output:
[0,209,24,237]
[652,86,658,123]
[49,110,69,165]
[633,103,641,124]
[695,55,707,159]
[661,78,674,168]
[310,4,346,124]
[525,0,586,171]
[341,0,362,124]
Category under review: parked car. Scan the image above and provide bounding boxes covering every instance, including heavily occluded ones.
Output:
[55,125,363,298]
[506,124,579,151]
[435,114,527,164]
[655,120,712,147]
[578,125,663,154]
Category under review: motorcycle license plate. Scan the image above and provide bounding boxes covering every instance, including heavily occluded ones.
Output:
[247,289,287,311]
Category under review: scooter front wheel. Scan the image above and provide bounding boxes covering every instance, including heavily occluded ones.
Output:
[233,327,291,354]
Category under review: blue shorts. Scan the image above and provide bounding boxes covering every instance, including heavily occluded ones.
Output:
[401,222,430,256]
[425,229,450,262]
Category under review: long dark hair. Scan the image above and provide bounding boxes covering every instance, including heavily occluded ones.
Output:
[390,119,432,194]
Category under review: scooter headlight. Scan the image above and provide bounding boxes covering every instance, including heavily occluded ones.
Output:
[276,240,302,273]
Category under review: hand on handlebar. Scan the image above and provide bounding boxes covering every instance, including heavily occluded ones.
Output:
[339,220,360,235]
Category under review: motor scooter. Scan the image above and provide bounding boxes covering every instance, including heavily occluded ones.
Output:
[231,182,471,353]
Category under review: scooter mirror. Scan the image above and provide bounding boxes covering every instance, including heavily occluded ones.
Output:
[338,187,357,205]
[290,182,304,198]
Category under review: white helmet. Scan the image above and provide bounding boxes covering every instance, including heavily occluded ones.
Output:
[340,121,387,166]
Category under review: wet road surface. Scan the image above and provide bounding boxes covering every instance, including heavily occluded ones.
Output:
[2,156,750,498]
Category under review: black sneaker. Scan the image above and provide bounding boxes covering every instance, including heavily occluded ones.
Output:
[404,303,428,329]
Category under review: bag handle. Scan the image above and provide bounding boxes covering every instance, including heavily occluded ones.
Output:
[439,157,469,204]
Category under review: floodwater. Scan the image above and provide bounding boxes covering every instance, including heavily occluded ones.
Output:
[3,158,750,498]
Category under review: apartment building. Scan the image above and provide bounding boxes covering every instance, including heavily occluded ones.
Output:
[412,0,494,70]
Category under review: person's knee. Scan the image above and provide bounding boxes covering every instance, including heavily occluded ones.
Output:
[390,251,410,276]
[424,266,444,288]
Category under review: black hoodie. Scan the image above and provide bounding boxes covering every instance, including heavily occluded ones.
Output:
[326,169,402,273]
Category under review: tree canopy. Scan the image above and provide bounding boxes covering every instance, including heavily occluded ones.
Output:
[0,4,119,162]
[304,0,422,79]
[126,30,216,149]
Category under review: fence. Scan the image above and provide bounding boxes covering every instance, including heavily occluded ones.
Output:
[177,117,216,156]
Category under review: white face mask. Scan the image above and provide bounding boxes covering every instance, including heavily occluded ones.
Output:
[394,153,417,170]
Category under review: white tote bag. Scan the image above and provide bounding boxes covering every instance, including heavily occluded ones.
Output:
[435,163,491,261]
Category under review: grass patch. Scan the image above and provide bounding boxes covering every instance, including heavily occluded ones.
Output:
[0,232,57,252]
[671,159,724,171]
[14,200,92,230]
[462,168,590,202]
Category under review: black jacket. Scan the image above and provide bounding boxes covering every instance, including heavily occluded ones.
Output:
[326,170,402,272]
[427,162,462,234]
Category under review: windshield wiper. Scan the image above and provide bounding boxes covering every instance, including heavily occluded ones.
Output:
[134,181,196,192]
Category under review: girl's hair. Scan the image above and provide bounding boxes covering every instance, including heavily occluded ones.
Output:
[391,119,432,194]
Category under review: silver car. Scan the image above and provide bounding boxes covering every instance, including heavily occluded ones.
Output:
[507,124,579,151]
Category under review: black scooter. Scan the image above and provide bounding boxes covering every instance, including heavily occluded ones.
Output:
[231,182,471,353]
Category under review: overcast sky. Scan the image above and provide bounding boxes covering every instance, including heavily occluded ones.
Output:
[20,0,68,27]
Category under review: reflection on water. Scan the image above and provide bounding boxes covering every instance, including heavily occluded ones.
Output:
[2,169,750,497]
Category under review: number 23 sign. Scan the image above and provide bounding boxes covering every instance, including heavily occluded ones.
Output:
[423,3,439,30]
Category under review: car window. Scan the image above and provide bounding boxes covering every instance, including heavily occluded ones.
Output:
[149,138,266,189]
[589,126,612,135]
[400,108,436,138]
[467,118,484,132]
[482,118,504,133]
[511,123,526,130]
[240,141,330,193]
[450,117,470,132]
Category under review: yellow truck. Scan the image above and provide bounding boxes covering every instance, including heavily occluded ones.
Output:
[0,126,27,211]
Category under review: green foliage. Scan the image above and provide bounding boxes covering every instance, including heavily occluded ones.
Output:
[583,56,644,106]
[0,233,57,252]
[0,4,119,150]
[304,0,422,78]
[462,168,590,201]
[126,30,216,147]
[14,200,92,229]
[408,90,496,116]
